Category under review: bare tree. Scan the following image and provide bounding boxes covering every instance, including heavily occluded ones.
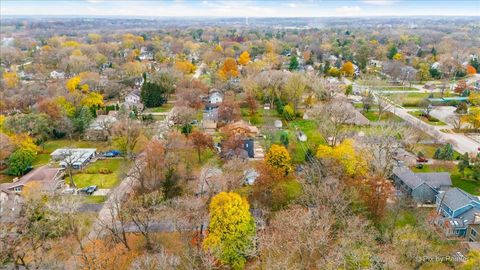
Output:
[309,99,357,146]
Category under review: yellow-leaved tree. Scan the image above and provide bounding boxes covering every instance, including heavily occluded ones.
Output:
[3,71,19,89]
[265,144,292,174]
[81,92,104,108]
[203,192,256,270]
[175,60,196,74]
[341,61,355,77]
[238,51,251,66]
[218,57,239,80]
[66,76,82,92]
[316,139,367,177]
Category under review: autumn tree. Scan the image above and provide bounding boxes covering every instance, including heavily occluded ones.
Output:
[218,57,239,80]
[112,119,143,158]
[190,130,214,162]
[265,144,292,174]
[466,65,477,75]
[341,61,355,77]
[316,139,367,177]
[175,60,196,74]
[2,71,19,89]
[218,96,241,124]
[238,51,250,66]
[203,192,256,270]
[357,174,394,220]
[283,73,307,111]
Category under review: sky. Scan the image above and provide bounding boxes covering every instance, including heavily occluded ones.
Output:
[1,0,479,17]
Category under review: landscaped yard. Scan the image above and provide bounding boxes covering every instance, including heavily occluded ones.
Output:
[408,111,446,126]
[145,103,173,113]
[73,158,126,188]
[414,144,461,159]
[361,110,403,122]
[383,92,431,107]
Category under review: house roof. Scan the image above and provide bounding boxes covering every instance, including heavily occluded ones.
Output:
[392,166,424,189]
[127,90,141,98]
[417,172,452,189]
[221,120,259,135]
[0,166,63,191]
[439,188,480,212]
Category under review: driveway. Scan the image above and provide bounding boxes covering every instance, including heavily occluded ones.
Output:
[430,106,457,124]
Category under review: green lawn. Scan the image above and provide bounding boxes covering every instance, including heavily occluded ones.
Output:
[83,195,107,204]
[408,111,446,126]
[414,144,461,160]
[145,103,173,113]
[361,111,403,122]
[287,119,325,163]
[383,92,431,107]
[73,159,126,188]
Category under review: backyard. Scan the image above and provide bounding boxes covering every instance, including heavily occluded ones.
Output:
[73,158,126,188]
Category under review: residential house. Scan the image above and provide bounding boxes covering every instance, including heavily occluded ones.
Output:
[208,89,224,104]
[220,120,260,138]
[391,165,452,203]
[466,213,480,242]
[0,165,64,194]
[51,148,97,169]
[50,70,65,79]
[125,89,143,110]
[85,115,117,141]
[435,188,480,237]
[139,47,154,61]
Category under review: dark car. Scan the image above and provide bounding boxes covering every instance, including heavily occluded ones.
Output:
[416,157,428,163]
[79,185,97,195]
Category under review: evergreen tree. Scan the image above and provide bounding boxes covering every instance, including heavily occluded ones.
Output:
[387,45,398,60]
[289,55,299,71]
[140,81,167,108]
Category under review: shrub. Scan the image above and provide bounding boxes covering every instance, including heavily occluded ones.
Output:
[98,168,112,174]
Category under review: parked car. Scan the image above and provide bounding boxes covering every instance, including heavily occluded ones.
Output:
[79,185,97,195]
[416,157,428,163]
[62,187,75,194]
[103,150,121,157]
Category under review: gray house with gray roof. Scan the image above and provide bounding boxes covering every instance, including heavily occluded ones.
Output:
[391,166,452,203]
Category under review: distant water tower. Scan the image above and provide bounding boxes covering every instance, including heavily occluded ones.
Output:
[245,16,249,26]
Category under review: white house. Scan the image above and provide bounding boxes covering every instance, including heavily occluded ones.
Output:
[125,90,141,104]
[51,148,97,169]
[50,70,65,79]
[208,89,223,104]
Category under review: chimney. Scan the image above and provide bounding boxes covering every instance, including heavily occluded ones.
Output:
[474,213,480,225]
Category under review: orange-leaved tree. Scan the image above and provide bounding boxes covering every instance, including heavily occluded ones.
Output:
[218,57,239,80]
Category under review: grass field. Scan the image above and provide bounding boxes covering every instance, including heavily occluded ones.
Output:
[408,111,446,126]
[286,119,325,163]
[362,111,403,122]
[145,103,174,113]
[414,144,461,159]
[83,195,107,204]
[73,158,126,188]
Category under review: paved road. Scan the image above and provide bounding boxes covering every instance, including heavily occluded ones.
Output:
[374,92,480,155]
